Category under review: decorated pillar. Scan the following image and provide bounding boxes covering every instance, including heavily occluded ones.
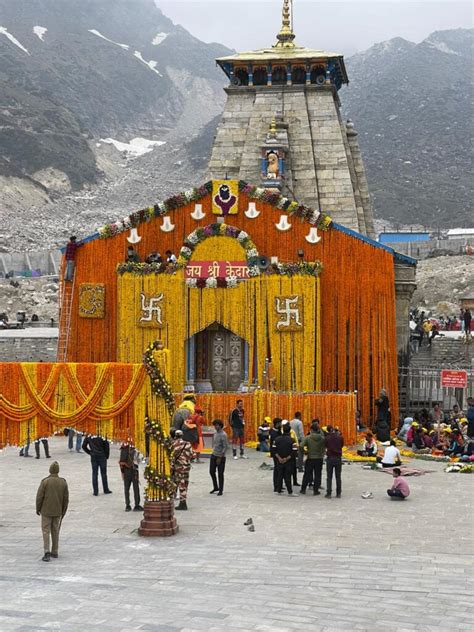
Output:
[139,342,178,537]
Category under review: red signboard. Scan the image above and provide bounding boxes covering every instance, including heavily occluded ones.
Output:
[440,370,468,389]
[185,261,249,280]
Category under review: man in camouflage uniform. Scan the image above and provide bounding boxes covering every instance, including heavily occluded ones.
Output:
[171,429,195,511]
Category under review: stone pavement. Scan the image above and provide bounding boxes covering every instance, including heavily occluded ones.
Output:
[0,437,473,632]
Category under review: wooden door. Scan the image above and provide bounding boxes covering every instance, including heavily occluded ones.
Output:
[211,327,244,391]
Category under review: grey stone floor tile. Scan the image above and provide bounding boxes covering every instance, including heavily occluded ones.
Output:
[1,438,473,632]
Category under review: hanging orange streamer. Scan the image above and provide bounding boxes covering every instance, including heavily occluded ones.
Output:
[0,363,147,449]
[176,391,357,445]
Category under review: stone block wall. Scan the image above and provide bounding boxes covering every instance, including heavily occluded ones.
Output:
[209,85,374,235]
[0,337,58,362]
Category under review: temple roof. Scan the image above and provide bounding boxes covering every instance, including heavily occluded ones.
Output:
[217,46,346,64]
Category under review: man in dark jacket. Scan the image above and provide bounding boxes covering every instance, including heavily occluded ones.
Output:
[273,424,298,495]
[325,426,344,498]
[269,417,282,492]
[230,399,246,459]
[82,434,112,496]
[36,461,69,562]
[300,420,325,495]
[118,443,143,512]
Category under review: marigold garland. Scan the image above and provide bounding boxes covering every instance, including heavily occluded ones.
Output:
[238,180,332,228]
[97,181,333,240]
[143,416,176,500]
[143,342,175,416]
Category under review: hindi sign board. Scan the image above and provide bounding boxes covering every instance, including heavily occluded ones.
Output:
[440,369,468,389]
[185,261,249,280]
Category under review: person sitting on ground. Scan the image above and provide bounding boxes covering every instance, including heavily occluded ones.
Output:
[387,467,410,500]
[459,440,474,462]
[412,427,431,453]
[257,417,271,452]
[421,427,434,450]
[31,313,39,322]
[405,421,419,447]
[397,416,413,442]
[379,439,402,468]
[444,431,464,457]
[357,432,378,457]
[126,246,141,263]
[450,405,464,429]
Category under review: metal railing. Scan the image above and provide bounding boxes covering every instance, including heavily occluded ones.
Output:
[398,366,474,418]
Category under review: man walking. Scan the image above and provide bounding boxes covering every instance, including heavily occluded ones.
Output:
[290,412,305,472]
[229,399,247,459]
[36,461,69,562]
[300,420,325,495]
[325,425,344,498]
[118,442,143,512]
[273,424,298,496]
[171,430,195,510]
[209,419,228,495]
[35,438,51,459]
[82,434,112,496]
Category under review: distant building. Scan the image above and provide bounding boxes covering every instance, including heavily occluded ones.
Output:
[378,231,430,245]
[446,228,474,240]
[460,296,474,311]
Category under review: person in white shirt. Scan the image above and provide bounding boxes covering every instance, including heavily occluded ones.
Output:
[290,412,305,472]
[380,439,402,468]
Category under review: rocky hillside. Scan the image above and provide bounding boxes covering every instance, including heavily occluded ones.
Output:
[411,254,474,316]
[343,29,473,228]
[0,6,472,250]
[0,0,230,215]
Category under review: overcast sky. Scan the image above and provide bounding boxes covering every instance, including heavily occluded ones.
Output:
[157,1,472,55]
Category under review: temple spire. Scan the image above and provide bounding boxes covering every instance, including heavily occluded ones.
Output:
[274,0,296,49]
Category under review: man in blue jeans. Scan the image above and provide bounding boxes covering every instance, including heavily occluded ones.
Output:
[68,428,83,452]
[325,425,344,498]
[82,434,112,496]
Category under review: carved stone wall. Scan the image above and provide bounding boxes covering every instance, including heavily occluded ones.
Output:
[209,85,375,236]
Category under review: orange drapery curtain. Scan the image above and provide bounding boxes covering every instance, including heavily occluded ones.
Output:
[62,189,400,427]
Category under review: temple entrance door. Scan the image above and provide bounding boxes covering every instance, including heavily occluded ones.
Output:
[211,327,244,392]
[191,324,246,392]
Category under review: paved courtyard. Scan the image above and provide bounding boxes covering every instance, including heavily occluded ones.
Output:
[0,437,473,632]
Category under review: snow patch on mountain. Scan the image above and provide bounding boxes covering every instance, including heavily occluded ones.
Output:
[133,51,162,76]
[33,26,48,41]
[152,32,168,46]
[0,27,30,54]
[99,137,166,157]
[88,29,129,50]
[425,39,460,55]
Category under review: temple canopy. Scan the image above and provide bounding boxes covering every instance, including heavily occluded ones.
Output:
[216,0,348,89]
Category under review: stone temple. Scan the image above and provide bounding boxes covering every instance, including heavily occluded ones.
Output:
[209,0,375,237]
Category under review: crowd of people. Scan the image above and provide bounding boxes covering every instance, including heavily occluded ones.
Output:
[32,394,473,561]
[409,307,472,351]
[126,246,177,266]
[396,397,474,460]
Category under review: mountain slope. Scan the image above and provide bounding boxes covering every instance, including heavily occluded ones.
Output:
[0,0,230,199]
[342,29,473,227]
